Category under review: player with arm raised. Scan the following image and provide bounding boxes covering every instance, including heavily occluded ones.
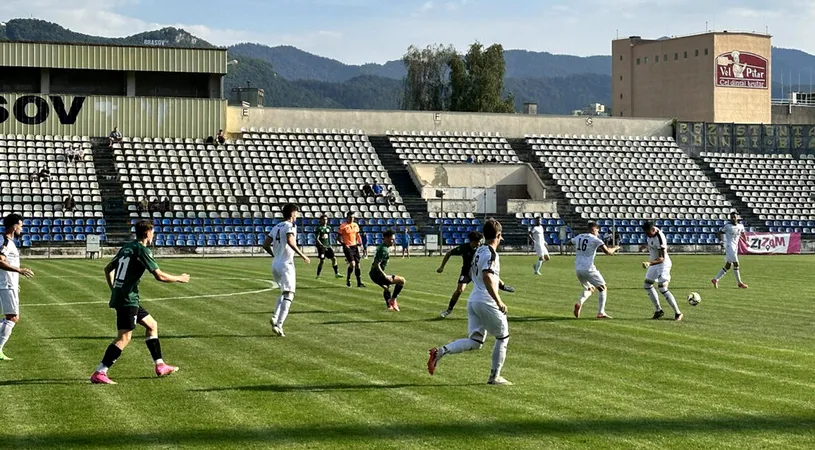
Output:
[90,220,190,384]
[529,218,550,275]
[369,229,406,312]
[571,222,619,319]
[427,219,512,385]
[315,215,342,279]
[262,204,310,337]
[711,212,748,289]
[0,214,35,361]
[641,221,683,321]
[338,212,365,288]
[437,231,482,318]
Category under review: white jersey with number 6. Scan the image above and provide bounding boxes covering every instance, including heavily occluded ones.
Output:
[270,221,297,266]
[468,245,500,305]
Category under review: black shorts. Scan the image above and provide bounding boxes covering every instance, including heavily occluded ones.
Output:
[458,267,472,285]
[370,271,395,287]
[115,306,150,331]
[317,246,335,260]
[343,245,361,264]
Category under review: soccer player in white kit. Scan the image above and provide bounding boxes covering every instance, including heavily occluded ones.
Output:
[571,222,619,319]
[262,204,310,337]
[0,214,35,361]
[427,219,512,385]
[529,218,550,275]
[712,212,748,289]
[641,221,683,321]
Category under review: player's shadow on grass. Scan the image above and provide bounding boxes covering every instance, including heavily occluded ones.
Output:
[319,317,461,325]
[9,415,815,447]
[0,378,84,386]
[191,382,474,393]
[43,334,271,341]
[240,309,371,315]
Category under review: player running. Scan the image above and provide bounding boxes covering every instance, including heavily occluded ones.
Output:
[641,221,683,321]
[437,231,482,318]
[90,220,190,385]
[369,229,406,312]
[338,212,365,288]
[315,215,342,279]
[427,219,512,385]
[263,204,310,337]
[571,222,619,319]
[529,218,550,275]
[0,214,35,361]
[712,212,748,289]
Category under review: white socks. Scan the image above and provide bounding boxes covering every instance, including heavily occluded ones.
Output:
[95,363,108,373]
[645,284,661,311]
[660,287,681,315]
[0,319,15,352]
[598,290,608,315]
[734,268,743,284]
[442,338,482,355]
[715,268,727,281]
[274,294,293,327]
[491,337,508,378]
[577,289,592,306]
[534,260,543,273]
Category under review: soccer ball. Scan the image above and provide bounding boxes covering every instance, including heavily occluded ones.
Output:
[687,292,701,306]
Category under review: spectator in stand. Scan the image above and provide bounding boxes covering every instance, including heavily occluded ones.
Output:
[385,187,396,206]
[137,197,148,213]
[362,181,375,197]
[62,194,76,212]
[109,127,123,147]
[372,180,384,197]
[75,145,85,162]
[216,129,226,145]
[162,197,171,213]
[466,155,474,164]
[149,198,160,213]
[36,166,50,183]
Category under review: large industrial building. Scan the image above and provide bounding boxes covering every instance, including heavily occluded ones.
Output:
[612,32,772,124]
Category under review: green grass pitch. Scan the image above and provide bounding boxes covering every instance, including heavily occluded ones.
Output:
[2,253,814,449]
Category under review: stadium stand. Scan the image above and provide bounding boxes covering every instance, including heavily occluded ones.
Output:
[525,133,735,244]
[701,152,815,234]
[387,130,521,164]
[0,134,105,247]
[121,128,418,247]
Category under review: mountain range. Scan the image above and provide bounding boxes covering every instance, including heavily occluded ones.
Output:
[3,19,815,113]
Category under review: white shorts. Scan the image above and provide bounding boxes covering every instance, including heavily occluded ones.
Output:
[645,264,672,284]
[576,268,606,289]
[535,244,549,259]
[725,247,739,264]
[272,263,296,293]
[0,289,19,316]
[467,301,509,340]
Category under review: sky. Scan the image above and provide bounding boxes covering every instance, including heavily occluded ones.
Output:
[1,0,813,65]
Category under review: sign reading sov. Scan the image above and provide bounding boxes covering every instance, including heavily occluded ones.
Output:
[738,232,801,255]
[715,51,768,89]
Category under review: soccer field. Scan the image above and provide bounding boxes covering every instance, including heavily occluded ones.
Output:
[2,254,815,449]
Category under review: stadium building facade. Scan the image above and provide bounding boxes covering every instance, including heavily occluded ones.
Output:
[0,41,227,137]
[612,32,771,124]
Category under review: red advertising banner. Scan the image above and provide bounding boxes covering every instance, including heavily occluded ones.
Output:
[738,232,801,255]
[715,51,768,89]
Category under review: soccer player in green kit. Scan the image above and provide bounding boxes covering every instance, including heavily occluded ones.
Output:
[90,220,191,385]
[370,230,406,312]
[315,215,342,279]
[437,231,482,318]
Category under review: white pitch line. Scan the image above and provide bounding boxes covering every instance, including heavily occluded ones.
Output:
[23,279,278,307]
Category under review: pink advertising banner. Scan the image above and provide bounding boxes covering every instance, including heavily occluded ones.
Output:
[738,232,801,255]
[715,51,768,89]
